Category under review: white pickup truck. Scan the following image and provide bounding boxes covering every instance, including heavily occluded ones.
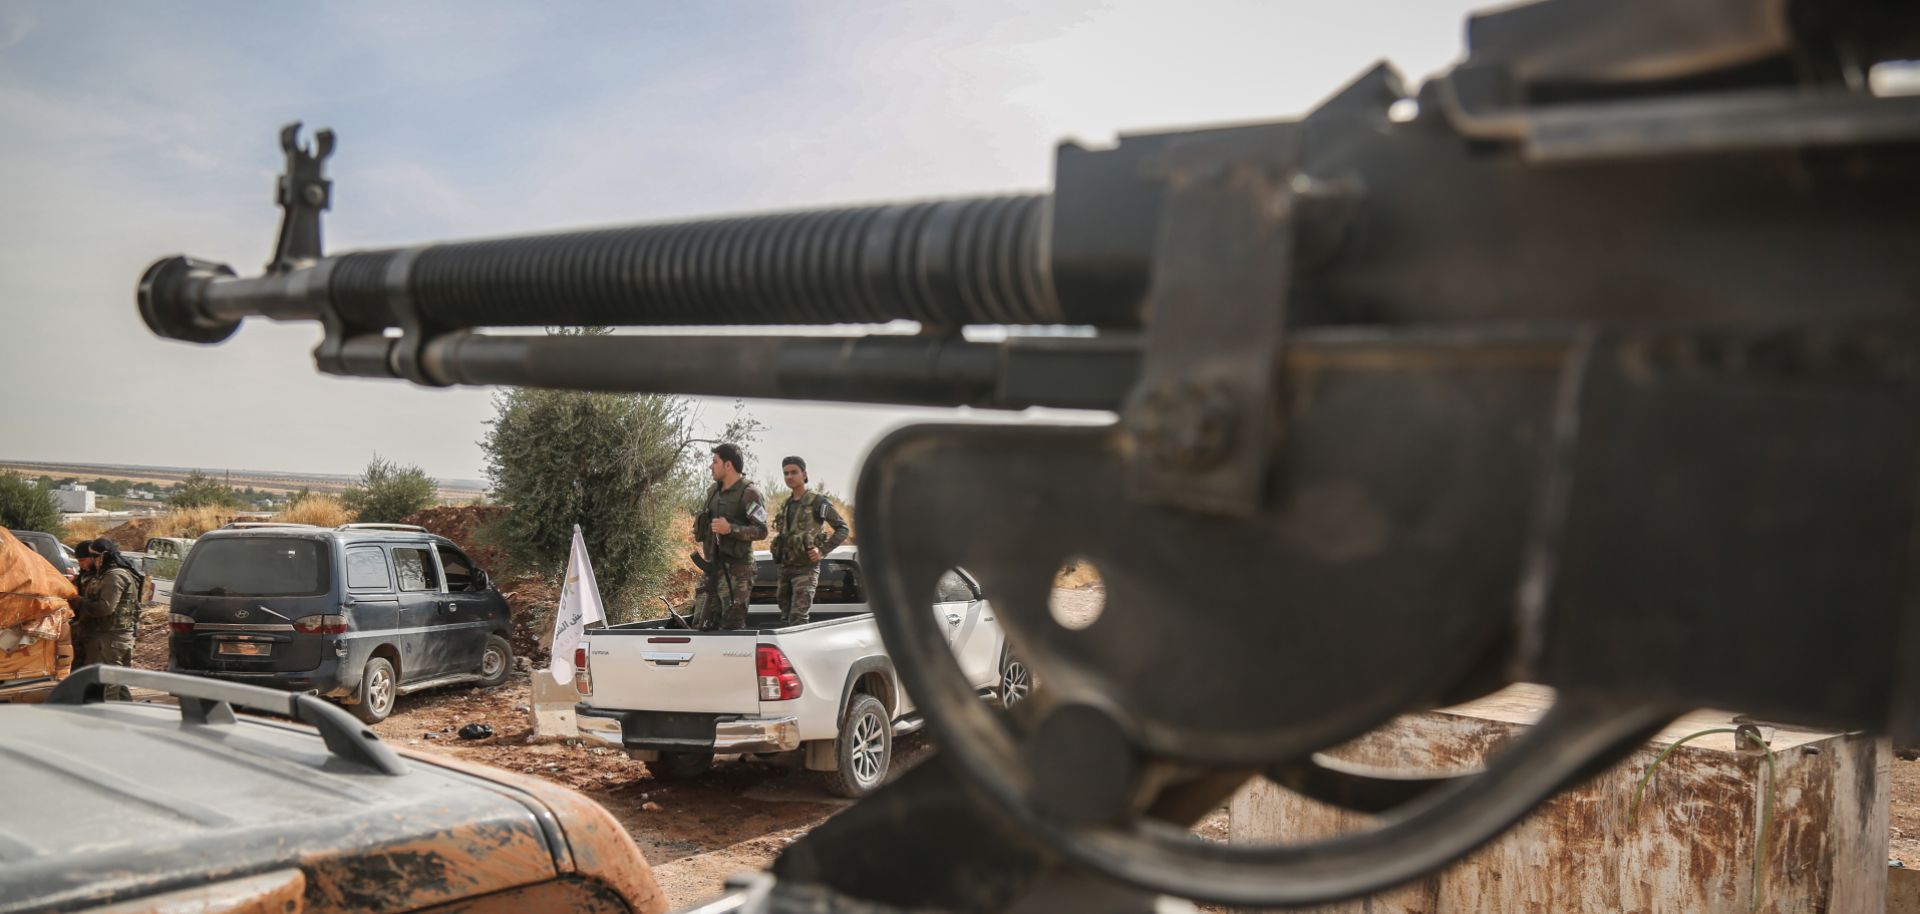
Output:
[573,547,1029,797]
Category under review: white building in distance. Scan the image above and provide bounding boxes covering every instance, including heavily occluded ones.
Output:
[54,484,95,513]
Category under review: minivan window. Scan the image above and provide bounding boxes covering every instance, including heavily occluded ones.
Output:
[435,545,478,592]
[392,547,441,593]
[177,538,329,598]
[346,546,392,591]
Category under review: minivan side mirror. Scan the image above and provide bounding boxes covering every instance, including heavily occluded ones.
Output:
[474,569,490,591]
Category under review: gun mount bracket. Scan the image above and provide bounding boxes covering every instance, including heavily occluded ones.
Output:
[1123,123,1302,517]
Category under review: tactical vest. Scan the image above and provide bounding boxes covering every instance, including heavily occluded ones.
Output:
[773,492,830,567]
[90,566,142,635]
[705,479,760,564]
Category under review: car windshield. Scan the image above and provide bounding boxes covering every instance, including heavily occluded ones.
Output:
[177,537,330,597]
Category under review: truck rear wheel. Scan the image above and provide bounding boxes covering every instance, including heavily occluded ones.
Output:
[652,751,714,780]
[826,694,891,798]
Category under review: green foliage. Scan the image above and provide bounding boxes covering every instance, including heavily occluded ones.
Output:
[83,478,130,497]
[483,387,699,622]
[0,471,63,535]
[342,455,438,524]
[167,471,242,509]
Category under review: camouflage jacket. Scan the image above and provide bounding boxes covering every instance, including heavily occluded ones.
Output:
[696,478,768,565]
[771,491,850,568]
[74,566,140,635]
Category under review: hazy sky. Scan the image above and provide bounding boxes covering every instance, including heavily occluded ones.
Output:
[0,0,1485,493]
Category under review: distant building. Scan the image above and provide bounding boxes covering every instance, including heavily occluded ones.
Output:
[53,484,95,513]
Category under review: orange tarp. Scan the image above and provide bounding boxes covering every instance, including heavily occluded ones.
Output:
[1,528,76,630]
[0,615,71,687]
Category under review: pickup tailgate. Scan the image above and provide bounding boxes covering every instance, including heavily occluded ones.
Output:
[585,630,761,714]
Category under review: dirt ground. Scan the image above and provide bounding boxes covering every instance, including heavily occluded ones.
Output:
[1893,753,1920,866]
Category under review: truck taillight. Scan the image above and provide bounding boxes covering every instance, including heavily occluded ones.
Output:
[575,646,592,695]
[291,614,348,635]
[168,613,194,634]
[756,644,802,701]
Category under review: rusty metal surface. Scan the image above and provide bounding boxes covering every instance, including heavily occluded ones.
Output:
[298,825,557,913]
[83,869,306,914]
[1229,689,1891,913]
[410,877,637,914]
[405,748,667,914]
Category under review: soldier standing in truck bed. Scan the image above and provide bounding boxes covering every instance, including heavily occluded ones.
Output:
[691,443,768,630]
[770,456,851,627]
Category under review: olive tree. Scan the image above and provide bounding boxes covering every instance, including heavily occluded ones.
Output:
[483,388,702,620]
[0,471,62,535]
[342,455,437,523]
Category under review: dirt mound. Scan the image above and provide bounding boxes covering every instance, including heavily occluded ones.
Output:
[497,572,559,665]
[61,518,114,548]
[102,518,154,552]
[403,505,509,571]
[400,506,567,664]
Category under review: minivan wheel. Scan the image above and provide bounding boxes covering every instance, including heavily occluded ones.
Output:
[826,694,891,798]
[477,635,512,688]
[351,657,397,724]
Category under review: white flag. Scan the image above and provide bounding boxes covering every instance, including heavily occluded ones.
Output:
[549,525,607,684]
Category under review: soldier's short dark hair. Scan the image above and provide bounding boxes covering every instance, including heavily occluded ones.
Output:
[781,455,807,481]
[712,442,745,473]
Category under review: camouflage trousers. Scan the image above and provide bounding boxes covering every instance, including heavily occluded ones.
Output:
[776,564,820,625]
[82,631,136,701]
[692,562,756,630]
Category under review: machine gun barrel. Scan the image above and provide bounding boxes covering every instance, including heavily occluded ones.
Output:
[142,193,1085,339]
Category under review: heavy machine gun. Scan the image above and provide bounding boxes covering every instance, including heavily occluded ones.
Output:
[138,0,1920,909]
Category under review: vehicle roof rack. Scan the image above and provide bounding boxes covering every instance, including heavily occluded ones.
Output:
[47,666,407,776]
[221,521,318,529]
[336,523,428,532]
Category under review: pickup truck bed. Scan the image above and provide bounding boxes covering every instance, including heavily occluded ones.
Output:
[575,551,1010,796]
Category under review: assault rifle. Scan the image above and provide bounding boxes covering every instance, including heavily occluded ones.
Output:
[688,490,739,632]
[136,0,1920,910]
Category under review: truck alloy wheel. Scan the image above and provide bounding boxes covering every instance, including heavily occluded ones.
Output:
[828,694,891,798]
[1001,656,1032,708]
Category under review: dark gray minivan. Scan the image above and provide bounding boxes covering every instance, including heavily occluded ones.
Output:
[167,522,513,722]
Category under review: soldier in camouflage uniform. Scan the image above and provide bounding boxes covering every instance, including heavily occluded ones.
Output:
[70,538,141,701]
[770,456,850,626]
[691,443,768,630]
